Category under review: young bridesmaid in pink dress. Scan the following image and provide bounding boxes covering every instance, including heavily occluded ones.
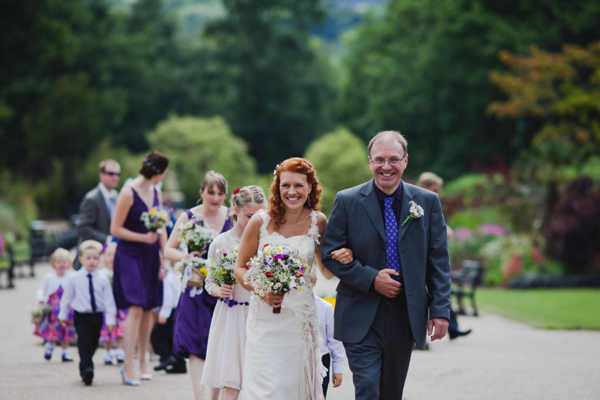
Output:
[201,186,267,400]
[35,248,76,362]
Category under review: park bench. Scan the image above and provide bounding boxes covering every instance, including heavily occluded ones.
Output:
[451,260,484,316]
[0,243,26,288]
[25,220,78,277]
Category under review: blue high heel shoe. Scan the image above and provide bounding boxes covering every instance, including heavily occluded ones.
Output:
[120,367,140,386]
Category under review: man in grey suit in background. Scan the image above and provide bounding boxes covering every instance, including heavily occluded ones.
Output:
[322,131,451,399]
[74,159,120,269]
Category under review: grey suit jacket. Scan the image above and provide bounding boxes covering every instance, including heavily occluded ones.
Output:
[77,186,112,245]
[322,180,451,350]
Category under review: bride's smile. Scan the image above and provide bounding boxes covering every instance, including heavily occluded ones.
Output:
[279,171,311,209]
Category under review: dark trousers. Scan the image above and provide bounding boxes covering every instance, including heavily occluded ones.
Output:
[73,311,103,376]
[150,311,180,362]
[448,308,459,334]
[344,291,414,400]
[322,353,331,398]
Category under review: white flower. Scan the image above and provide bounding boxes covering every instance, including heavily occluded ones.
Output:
[401,201,425,227]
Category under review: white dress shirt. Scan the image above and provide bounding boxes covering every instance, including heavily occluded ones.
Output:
[158,268,180,319]
[98,183,118,218]
[315,294,346,374]
[36,271,73,302]
[59,267,117,325]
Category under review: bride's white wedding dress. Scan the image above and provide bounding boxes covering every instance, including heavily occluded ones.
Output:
[241,209,325,400]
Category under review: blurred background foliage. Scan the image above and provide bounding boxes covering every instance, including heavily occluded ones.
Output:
[1,0,600,284]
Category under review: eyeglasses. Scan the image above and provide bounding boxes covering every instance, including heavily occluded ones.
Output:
[369,154,408,167]
[102,171,121,177]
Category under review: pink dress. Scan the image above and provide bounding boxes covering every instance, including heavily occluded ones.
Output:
[34,272,76,342]
[201,231,251,390]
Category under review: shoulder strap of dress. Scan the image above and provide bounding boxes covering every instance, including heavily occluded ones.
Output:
[308,210,320,246]
[257,209,270,235]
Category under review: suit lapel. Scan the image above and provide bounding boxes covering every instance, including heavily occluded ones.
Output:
[95,189,111,221]
[397,182,416,244]
[360,181,386,242]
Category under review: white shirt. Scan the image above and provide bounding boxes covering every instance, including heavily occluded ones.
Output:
[315,294,346,374]
[59,267,117,325]
[158,268,180,319]
[98,183,118,218]
[36,271,73,302]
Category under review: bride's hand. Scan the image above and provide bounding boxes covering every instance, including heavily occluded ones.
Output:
[332,248,354,265]
[188,251,201,258]
[262,291,284,309]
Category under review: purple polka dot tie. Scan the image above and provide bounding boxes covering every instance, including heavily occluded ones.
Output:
[384,197,402,279]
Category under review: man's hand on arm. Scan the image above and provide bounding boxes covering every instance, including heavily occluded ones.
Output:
[373,269,402,298]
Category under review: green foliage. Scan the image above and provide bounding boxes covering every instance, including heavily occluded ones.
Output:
[198,0,337,172]
[146,115,257,207]
[477,289,600,330]
[0,170,38,240]
[340,0,600,179]
[447,207,507,230]
[304,127,372,215]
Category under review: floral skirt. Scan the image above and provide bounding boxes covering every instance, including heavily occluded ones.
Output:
[34,287,76,342]
[99,309,128,344]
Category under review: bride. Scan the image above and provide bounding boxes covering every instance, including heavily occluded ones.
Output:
[234,158,352,400]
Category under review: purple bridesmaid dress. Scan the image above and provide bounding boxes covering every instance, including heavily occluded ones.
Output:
[112,187,163,310]
[172,210,232,359]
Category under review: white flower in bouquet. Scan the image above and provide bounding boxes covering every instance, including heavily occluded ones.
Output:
[178,219,214,254]
[140,207,172,233]
[243,243,309,313]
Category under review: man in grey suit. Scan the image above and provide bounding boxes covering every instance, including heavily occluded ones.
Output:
[75,159,120,269]
[322,131,451,399]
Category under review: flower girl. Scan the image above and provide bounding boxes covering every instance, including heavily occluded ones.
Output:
[201,186,267,400]
[97,242,127,364]
[34,248,75,362]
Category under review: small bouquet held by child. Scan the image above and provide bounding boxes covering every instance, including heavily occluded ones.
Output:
[30,304,51,325]
[244,243,309,314]
[209,246,238,307]
[178,219,214,254]
[140,207,173,233]
[174,257,209,293]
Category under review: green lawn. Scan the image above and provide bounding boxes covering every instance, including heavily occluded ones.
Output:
[475,288,600,330]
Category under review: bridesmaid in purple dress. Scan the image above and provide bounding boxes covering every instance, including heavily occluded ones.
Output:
[165,171,231,400]
[111,151,170,385]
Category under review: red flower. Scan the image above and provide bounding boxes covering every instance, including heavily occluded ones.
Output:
[233,188,241,195]
[265,271,274,277]
[295,273,303,277]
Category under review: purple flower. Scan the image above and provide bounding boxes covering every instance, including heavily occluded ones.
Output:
[454,228,474,240]
[479,224,505,236]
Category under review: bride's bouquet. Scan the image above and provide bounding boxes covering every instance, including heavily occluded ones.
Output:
[208,246,239,306]
[174,257,209,289]
[178,219,213,254]
[244,243,309,314]
[140,207,172,233]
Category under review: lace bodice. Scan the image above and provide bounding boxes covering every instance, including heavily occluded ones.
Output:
[256,209,320,268]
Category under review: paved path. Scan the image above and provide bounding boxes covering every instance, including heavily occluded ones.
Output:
[2,263,599,399]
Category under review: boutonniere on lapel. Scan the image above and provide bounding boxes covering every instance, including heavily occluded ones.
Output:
[401,201,424,227]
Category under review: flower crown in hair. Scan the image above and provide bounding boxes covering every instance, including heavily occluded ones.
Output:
[273,164,280,176]
[233,188,240,195]
[144,161,161,174]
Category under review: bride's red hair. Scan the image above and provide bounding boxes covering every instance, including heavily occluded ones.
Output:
[269,158,322,226]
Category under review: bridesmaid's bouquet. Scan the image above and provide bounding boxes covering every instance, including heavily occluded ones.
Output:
[30,304,51,325]
[244,243,309,314]
[178,219,213,254]
[208,246,239,306]
[140,207,173,233]
[174,257,209,289]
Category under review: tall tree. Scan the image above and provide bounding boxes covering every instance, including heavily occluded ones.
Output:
[340,0,600,179]
[197,0,338,172]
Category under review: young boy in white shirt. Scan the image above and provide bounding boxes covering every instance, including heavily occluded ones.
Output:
[60,240,117,386]
[309,268,345,398]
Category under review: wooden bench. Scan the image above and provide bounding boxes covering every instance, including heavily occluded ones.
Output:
[0,243,17,288]
[451,260,484,316]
